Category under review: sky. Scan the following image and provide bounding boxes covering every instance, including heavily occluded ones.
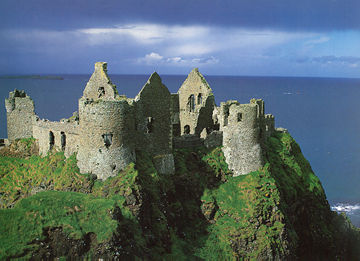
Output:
[0,0,360,77]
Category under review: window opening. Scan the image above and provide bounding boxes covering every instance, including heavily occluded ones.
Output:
[187,94,195,112]
[102,133,113,148]
[224,109,229,126]
[49,131,55,150]
[197,93,202,105]
[98,87,105,98]
[61,131,66,151]
[146,117,153,133]
[237,113,243,122]
[184,125,190,134]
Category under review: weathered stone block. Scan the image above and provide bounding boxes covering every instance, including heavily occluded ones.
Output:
[153,154,175,175]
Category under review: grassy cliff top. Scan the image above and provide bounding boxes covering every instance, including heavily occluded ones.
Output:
[0,133,359,259]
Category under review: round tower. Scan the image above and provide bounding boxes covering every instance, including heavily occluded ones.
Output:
[76,62,135,180]
[221,101,264,176]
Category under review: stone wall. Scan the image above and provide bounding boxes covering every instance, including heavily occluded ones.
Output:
[32,117,79,157]
[76,63,136,180]
[4,63,278,180]
[173,135,204,149]
[221,101,264,176]
[134,72,172,156]
[170,93,180,137]
[178,68,215,136]
[5,90,35,141]
[77,98,136,180]
[82,62,118,101]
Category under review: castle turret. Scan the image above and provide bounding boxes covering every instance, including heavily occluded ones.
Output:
[76,62,136,180]
[5,89,35,141]
[221,100,264,176]
[178,68,215,136]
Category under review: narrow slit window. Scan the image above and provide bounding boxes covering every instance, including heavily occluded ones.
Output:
[197,93,202,105]
[224,110,229,126]
[61,131,66,151]
[102,133,113,148]
[237,113,243,122]
[49,131,55,150]
[146,117,153,133]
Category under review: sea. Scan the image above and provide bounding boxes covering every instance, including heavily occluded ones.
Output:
[1,74,360,227]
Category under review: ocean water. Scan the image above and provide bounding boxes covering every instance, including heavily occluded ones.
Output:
[1,74,360,227]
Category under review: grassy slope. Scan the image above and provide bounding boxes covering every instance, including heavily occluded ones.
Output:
[0,133,359,259]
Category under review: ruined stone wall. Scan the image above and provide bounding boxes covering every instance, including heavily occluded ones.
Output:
[264,114,275,139]
[5,90,35,141]
[250,99,275,141]
[221,101,264,176]
[171,93,180,137]
[82,62,118,101]
[77,98,136,180]
[76,62,136,179]
[32,117,79,157]
[134,72,172,156]
[134,72,174,174]
[178,68,215,136]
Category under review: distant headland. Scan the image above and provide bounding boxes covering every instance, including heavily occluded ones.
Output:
[0,75,64,80]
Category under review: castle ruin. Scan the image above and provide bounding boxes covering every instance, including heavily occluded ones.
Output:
[5,62,276,179]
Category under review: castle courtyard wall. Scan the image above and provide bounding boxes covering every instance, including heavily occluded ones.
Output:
[32,118,79,157]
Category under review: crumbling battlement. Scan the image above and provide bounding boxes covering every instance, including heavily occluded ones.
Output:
[5,89,35,141]
[5,62,277,179]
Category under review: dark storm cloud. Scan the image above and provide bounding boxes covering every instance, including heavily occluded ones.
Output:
[1,0,359,31]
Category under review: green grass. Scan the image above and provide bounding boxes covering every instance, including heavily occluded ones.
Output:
[0,133,359,259]
[0,191,118,259]
[0,152,92,208]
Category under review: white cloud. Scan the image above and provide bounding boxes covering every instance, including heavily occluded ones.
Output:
[78,24,209,46]
[2,23,319,67]
[76,23,316,57]
[305,36,330,45]
[137,52,219,67]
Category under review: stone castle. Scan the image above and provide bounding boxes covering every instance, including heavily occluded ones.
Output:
[5,62,276,179]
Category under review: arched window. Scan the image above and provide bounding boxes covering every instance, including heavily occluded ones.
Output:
[187,94,195,112]
[61,131,66,151]
[197,93,202,105]
[49,131,55,150]
[184,125,190,134]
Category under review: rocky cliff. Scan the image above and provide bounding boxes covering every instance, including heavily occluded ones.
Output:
[0,132,359,260]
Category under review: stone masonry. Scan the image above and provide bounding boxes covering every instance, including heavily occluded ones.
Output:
[5,62,277,178]
[5,89,35,142]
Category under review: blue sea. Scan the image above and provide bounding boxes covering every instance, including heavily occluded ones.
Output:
[1,74,360,227]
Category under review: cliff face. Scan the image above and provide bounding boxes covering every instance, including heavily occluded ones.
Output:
[0,132,359,260]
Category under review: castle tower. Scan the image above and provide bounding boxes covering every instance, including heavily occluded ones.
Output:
[221,101,264,176]
[5,89,35,141]
[76,62,136,180]
[178,68,215,136]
